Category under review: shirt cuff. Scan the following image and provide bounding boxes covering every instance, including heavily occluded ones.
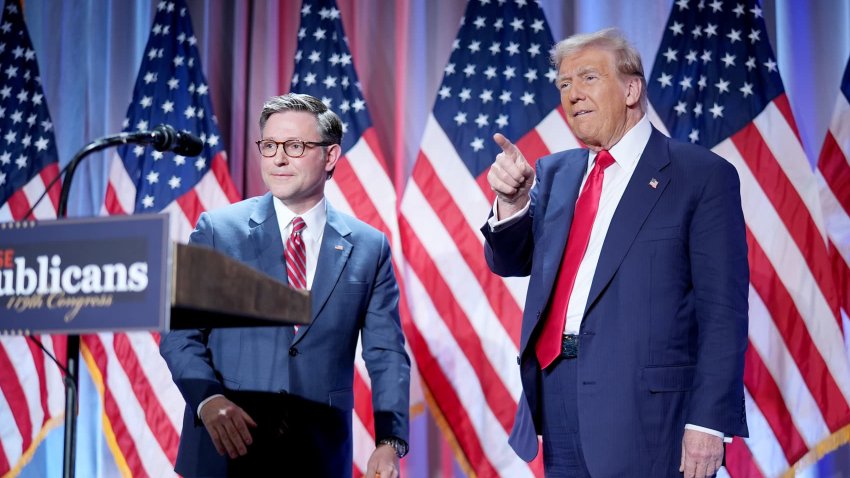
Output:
[487,197,530,231]
[197,393,225,419]
[685,424,733,443]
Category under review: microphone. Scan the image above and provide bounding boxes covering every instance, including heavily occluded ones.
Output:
[141,124,205,156]
[22,125,206,220]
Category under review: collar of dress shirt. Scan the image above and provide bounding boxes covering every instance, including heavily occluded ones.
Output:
[588,114,652,173]
[271,196,327,246]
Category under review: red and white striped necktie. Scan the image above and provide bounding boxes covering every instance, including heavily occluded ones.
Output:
[286,216,308,289]
[286,217,307,332]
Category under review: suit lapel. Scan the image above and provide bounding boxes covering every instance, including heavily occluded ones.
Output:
[583,129,671,314]
[535,153,587,320]
[249,193,287,284]
[294,203,352,344]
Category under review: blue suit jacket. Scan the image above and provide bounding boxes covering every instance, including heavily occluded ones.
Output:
[482,129,749,477]
[161,193,410,477]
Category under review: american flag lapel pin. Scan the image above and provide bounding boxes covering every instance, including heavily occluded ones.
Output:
[335,245,344,251]
[649,178,659,189]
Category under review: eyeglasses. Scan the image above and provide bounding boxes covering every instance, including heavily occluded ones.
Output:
[255,139,333,158]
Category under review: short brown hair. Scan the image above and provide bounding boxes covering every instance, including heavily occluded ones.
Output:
[259,93,343,178]
[259,93,343,146]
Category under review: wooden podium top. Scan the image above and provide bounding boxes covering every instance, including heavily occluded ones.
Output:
[171,243,311,330]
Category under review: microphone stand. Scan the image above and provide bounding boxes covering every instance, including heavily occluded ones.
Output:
[57,134,147,478]
[58,135,144,218]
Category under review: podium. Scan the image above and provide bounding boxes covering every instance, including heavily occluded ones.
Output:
[0,214,310,477]
[0,214,310,334]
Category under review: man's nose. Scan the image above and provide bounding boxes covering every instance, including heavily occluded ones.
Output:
[568,85,584,103]
[273,151,290,165]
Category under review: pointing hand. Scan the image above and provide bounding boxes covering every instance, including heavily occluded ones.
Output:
[487,133,534,218]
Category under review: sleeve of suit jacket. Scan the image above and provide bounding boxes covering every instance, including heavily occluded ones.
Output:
[360,233,411,442]
[480,161,544,278]
[685,157,749,437]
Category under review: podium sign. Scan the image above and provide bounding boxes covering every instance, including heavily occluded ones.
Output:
[0,215,170,335]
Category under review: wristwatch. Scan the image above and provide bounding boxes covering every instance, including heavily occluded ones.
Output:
[377,437,409,458]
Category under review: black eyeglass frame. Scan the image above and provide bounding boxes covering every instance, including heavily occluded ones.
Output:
[255,139,334,158]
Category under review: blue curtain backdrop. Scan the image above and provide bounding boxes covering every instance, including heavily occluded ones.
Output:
[13,0,850,476]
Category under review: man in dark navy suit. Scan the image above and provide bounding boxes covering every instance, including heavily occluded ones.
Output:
[483,29,748,478]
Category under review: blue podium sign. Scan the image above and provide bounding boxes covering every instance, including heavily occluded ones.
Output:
[0,214,170,335]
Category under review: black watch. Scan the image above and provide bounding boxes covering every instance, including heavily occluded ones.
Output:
[377,437,408,458]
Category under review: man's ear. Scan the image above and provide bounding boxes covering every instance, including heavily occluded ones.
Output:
[625,76,642,108]
[325,143,342,173]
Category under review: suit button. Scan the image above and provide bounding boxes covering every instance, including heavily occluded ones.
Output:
[289,347,298,356]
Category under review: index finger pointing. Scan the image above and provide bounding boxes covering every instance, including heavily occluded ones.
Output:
[493,133,518,157]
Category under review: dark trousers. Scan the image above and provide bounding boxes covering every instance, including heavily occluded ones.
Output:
[540,356,593,477]
[224,390,349,477]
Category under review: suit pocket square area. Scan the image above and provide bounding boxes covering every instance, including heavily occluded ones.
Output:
[642,364,696,392]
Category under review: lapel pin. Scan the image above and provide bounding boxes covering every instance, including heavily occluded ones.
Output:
[649,178,659,189]
[335,245,344,251]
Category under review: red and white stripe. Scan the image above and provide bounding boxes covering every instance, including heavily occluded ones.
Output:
[80,149,240,477]
[80,332,183,478]
[0,162,64,477]
[398,109,577,477]
[709,94,850,476]
[0,162,60,222]
[816,83,850,338]
[0,335,66,476]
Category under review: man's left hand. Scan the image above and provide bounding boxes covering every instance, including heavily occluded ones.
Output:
[365,444,400,478]
[680,429,723,478]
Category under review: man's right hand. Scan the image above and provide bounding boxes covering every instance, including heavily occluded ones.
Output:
[487,133,534,218]
[199,395,257,459]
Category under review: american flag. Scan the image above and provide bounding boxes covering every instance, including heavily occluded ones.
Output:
[817,58,850,343]
[81,1,240,476]
[0,0,60,221]
[288,0,408,475]
[648,1,850,476]
[399,1,577,475]
[0,0,66,475]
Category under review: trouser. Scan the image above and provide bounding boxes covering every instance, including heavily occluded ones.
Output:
[540,335,592,477]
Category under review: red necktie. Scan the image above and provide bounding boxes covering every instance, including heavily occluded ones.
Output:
[286,217,307,333]
[535,150,616,369]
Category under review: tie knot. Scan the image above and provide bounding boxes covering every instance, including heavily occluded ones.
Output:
[595,150,615,170]
[291,216,306,235]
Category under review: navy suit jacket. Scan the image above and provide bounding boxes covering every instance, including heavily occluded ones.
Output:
[161,193,410,477]
[482,129,749,476]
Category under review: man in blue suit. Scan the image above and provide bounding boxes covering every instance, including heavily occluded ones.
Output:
[161,93,410,477]
[483,29,748,477]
